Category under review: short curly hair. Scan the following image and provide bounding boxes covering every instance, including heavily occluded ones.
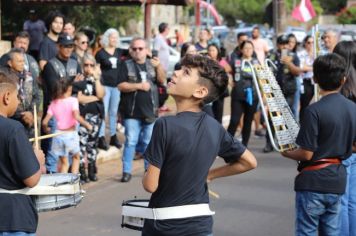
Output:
[181,54,228,106]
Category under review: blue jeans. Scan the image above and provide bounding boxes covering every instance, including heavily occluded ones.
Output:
[45,117,58,173]
[99,86,120,137]
[340,153,356,236]
[295,191,342,236]
[122,119,154,173]
[0,232,35,236]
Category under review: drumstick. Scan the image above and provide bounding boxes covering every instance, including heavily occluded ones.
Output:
[29,131,71,142]
[33,105,39,149]
[209,189,220,199]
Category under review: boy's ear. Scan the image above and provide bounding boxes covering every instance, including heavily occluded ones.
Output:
[340,76,346,86]
[3,91,11,106]
[193,86,208,99]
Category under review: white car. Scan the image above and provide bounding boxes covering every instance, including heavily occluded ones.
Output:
[119,36,180,78]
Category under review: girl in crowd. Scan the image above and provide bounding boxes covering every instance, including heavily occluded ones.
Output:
[95,28,126,150]
[227,40,259,146]
[42,78,92,174]
[207,43,232,123]
[298,35,315,122]
[74,54,105,183]
[333,41,356,236]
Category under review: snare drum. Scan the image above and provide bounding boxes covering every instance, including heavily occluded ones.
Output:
[32,173,84,212]
[121,199,150,231]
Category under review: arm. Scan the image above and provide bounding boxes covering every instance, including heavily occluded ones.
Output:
[207,149,257,182]
[118,82,150,93]
[73,110,92,130]
[151,57,166,84]
[281,147,313,161]
[77,91,99,104]
[93,66,105,99]
[284,59,302,76]
[23,148,45,187]
[39,60,47,71]
[142,164,160,193]
[41,112,52,134]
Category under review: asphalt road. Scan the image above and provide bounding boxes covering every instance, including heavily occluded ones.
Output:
[37,135,298,236]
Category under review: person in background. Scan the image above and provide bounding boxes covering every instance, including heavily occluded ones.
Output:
[174,29,184,49]
[92,34,103,56]
[287,33,301,120]
[195,28,210,55]
[298,35,315,123]
[174,42,197,71]
[73,54,105,183]
[251,26,269,64]
[227,40,259,146]
[95,28,125,150]
[38,10,65,70]
[23,9,47,60]
[208,28,221,49]
[322,29,339,54]
[207,43,231,123]
[333,41,356,236]
[72,32,90,67]
[63,21,76,38]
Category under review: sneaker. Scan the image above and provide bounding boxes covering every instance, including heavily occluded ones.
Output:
[263,144,274,153]
[121,172,132,183]
[254,129,265,137]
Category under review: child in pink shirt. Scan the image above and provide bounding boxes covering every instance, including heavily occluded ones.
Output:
[42,78,92,174]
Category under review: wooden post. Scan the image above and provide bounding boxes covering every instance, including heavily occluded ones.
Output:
[144,3,152,41]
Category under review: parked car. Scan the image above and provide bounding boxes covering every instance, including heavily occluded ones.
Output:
[119,36,180,78]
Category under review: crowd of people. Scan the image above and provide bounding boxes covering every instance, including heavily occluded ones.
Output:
[0,8,355,236]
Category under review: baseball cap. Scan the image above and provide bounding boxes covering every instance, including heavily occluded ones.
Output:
[277,34,289,45]
[57,33,74,46]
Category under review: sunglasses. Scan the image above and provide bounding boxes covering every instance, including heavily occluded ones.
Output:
[81,41,89,45]
[84,63,95,68]
[132,47,144,51]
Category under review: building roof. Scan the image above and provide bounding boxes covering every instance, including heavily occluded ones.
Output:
[16,0,189,5]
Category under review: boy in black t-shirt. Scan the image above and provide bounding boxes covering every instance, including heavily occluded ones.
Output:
[142,55,257,236]
[282,54,356,236]
[0,71,45,235]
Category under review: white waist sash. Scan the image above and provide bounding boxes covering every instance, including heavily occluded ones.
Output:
[122,203,215,220]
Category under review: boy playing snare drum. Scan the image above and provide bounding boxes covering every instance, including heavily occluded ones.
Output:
[0,71,45,235]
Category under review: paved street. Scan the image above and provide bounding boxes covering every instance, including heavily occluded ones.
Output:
[37,134,297,236]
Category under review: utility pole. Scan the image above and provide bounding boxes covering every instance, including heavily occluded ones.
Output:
[273,0,286,35]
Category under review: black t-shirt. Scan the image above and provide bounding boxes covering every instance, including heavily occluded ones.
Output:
[72,79,104,117]
[295,93,356,194]
[0,116,40,233]
[38,35,57,62]
[143,112,246,235]
[118,62,156,121]
[95,48,128,87]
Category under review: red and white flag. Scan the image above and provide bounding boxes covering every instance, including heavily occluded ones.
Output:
[292,0,316,22]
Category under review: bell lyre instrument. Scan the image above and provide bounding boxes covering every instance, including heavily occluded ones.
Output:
[242,59,300,152]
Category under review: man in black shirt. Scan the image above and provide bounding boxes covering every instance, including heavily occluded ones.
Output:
[282,54,356,236]
[0,71,44,235]
[142,54,257,235]
[118,37,166,183]
[38,11,65,70]
[41,33,82,173]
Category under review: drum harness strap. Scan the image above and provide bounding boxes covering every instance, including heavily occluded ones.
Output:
[122,203,215,220]
[0,184,80,195]
[299,158,341,172]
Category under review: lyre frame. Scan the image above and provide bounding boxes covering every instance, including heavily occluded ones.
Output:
[241,59,281,152]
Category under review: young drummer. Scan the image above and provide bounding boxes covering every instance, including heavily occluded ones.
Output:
[0,71,45,235]
[282,54,356,235]
[142,54,257,235]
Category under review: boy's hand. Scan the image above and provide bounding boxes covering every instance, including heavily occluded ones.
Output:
[86,123,93,132]
[140,82,151,91]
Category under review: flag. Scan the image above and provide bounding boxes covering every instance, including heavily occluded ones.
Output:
[292,0,316,22]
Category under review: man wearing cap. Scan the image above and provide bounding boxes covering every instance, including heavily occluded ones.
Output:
[263,34,301,153]
[23,9,47,60]
[41,33,83,173]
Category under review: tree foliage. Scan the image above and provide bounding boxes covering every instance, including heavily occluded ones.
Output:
[215,0,267,26]
[337,7,356,25]
[1,2,142,40]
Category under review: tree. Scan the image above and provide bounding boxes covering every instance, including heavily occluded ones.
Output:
[337,7,356,24]
[1,2,142,40]
[215,0,267,26]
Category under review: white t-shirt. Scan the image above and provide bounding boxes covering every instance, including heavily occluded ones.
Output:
[153,34,170,72]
